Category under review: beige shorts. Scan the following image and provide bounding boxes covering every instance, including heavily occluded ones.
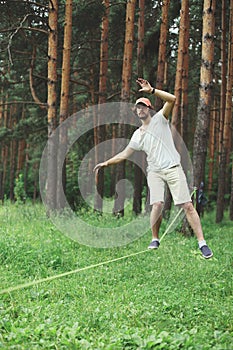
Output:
[147,165,192,205]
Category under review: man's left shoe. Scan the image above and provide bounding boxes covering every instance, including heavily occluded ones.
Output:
[148,240,160,249]
[200,245,213,259]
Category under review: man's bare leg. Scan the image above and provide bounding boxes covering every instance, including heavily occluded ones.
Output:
[182,202,213,258]
[148,202,163,249]
[181,202,204,241]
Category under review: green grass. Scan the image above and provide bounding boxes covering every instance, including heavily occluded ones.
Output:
[0,202,232,349]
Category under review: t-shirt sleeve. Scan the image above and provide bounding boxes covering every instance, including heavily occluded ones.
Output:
[151,109,169,126]
[128,130,141,151]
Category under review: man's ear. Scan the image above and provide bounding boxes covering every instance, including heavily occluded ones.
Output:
[131,106,137,115]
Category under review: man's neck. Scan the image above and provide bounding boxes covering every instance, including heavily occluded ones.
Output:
[141,115,152,127]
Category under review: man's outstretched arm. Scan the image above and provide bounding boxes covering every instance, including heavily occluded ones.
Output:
[93,146,135,172]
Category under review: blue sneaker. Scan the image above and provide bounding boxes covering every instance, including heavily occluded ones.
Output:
[148,240,160,249]
[200,245,213,259]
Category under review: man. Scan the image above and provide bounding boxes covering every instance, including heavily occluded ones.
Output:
[94,78,213,259]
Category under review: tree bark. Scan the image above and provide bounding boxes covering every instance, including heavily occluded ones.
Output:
[193,0,216,216]
[219,0,227,163]
[9,108,17,202]
[216,0,233,222]
[114,0,136,216]
[94,0,110,212]
[16,105,26,178]
[137,0,145,78]
[155,0,170,111]
[180,0,190,143]
[133,0,145,215]
[47,0,58,211]
[121,0,136,103]
[57,0,72,210]
[207,97,217,196]
[172,0,189,133]
[230,162,233,221]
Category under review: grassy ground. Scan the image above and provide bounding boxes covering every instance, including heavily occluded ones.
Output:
[0,202,232,349]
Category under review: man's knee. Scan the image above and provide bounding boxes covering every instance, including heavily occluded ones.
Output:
[151,201,163,212]
[181,201,195,213]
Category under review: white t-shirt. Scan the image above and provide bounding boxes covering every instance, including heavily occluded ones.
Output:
[128,109,180,172]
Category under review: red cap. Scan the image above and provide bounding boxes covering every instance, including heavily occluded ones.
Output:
[135,97,152,108]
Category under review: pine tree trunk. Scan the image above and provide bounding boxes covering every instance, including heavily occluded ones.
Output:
[0,93,9,202]
[0,93,4,202]
[114,0,136,216]
[94,0,109,212]
[137,0,145,78]
[133,155,144,215]
[207,97,217,196]
[16,106,26,178]
[180,0,190,143]
[219,0,227,162]
[155,0,170,111]
[24,143,29,196]
[1,95,9,202]
[133,0,145,215]
[47,0,58,211]
[230,163,233,220]
[216,0,233,222]
[110,124,116,197]
[57,0,72,210]
[172,0,189,133]
[9,109,17,202]
[1,145,8,202]
[193,0,216,216]
[121,0,135,102]
[98,0,109,106]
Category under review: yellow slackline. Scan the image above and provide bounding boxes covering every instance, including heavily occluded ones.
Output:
[0,249,148,295]
[0,204,186,295]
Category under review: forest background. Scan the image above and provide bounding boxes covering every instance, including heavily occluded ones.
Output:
[0,0,232,226]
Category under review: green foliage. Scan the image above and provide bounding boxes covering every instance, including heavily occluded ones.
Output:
[0,204,232,349]
[14,173,26,203]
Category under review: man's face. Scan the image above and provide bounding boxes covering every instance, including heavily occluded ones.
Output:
[136,104,150,120]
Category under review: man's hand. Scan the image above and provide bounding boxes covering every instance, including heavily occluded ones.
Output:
[136,78,153,93]
[93,161,108,173]
[93,162,108,186]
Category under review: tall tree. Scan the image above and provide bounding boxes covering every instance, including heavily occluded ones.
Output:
[175,0,192,235]
[193,0,216,215]
[46,0,58,211]
[98,0,109,106]
[180,0,190,142]
[16,106,26,178]
[216,0,233,222]
[113,0,136,216]
[94,0,110,212]
[219,0,227,160]
[171,0,189,134]
[207,97,218,195]
[9,107,17,201]
[137,0,145,78]
[120,0,136,103]
[230,161,233,221]
[155,0,170,111]
[57,0,73,209]
[133,0,145,215]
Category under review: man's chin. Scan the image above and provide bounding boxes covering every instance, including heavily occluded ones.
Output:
[139,115,149,121]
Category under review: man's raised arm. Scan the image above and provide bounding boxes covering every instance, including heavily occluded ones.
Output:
[136,78,176,118]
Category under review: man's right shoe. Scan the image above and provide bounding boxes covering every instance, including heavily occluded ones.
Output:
[200,245,213,259]
[148,240,160,249]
